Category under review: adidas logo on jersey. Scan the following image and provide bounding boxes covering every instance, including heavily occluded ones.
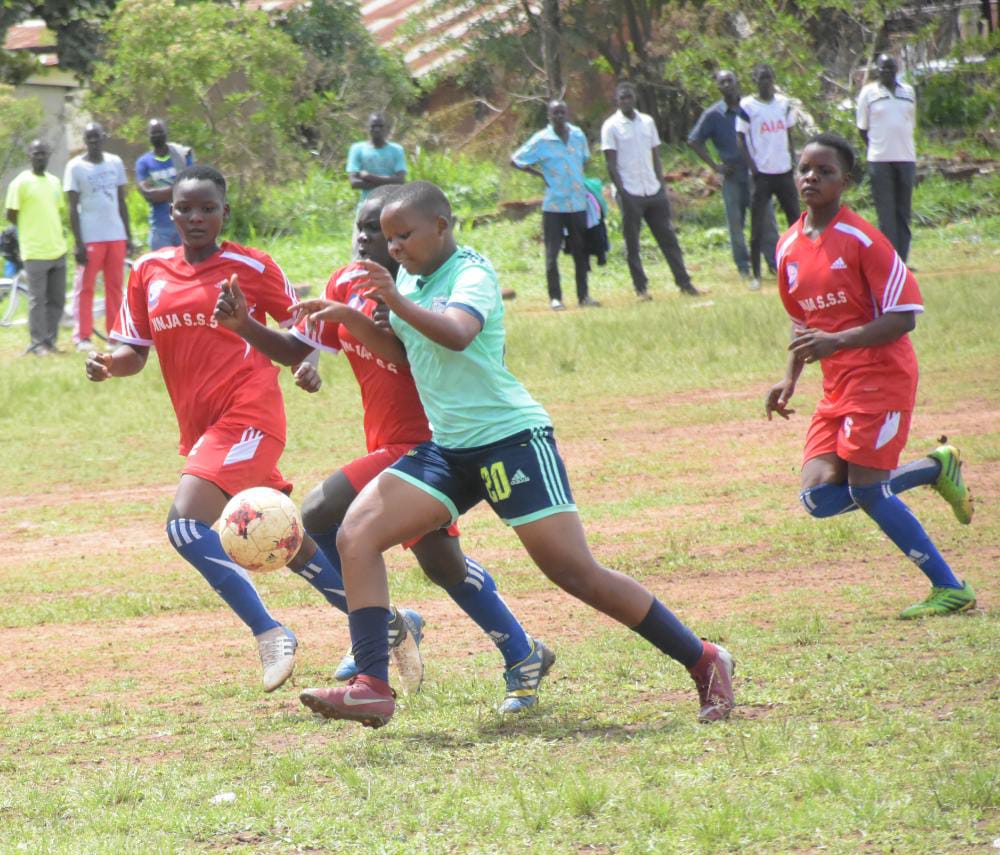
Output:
[509,469,531,486]
[830,256,848,270]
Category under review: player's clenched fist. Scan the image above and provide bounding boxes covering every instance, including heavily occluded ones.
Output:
[85,351,113,382]
[214,274,249,331]
[293,361,322,393]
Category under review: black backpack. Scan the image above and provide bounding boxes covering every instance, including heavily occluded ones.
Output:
[1,226,21,270]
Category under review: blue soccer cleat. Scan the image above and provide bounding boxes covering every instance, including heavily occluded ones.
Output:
[498,637,556,714]
[334,651,358,682]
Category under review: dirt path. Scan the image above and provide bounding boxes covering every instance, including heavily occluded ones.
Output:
[2,393,995,720]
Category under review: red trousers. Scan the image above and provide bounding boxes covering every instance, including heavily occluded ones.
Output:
[72,240,126,343]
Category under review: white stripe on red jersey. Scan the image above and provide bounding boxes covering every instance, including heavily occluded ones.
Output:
[833,221,873,247]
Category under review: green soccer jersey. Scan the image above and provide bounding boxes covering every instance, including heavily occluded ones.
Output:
[389,246,551,448]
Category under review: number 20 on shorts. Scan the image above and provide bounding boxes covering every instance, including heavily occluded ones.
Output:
[480,461,511,502]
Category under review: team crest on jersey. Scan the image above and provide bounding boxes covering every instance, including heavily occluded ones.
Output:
[787,262,799,293]
[431,296,448,314]
[148,279,167,308]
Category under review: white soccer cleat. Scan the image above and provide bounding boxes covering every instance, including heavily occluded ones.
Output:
[388,608,424,694]
[256,626,297,692]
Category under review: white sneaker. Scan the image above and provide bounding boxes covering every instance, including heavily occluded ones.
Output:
[75,339,92,352]
[388,607,425,694]
[256,626,297,692]
[748,277,761,291]
[549,299,566,311]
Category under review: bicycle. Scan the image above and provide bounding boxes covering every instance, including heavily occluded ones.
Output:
[0,268,29,327]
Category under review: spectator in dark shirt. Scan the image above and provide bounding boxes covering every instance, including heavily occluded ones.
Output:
[689,70,778,290]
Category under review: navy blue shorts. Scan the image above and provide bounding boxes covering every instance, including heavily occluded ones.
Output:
[386,426,577,526]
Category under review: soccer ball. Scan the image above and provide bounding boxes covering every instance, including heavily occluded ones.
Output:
[218,487,303,573]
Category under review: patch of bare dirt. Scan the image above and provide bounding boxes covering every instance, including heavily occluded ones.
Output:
[1,386,995,722]
[1,541,994,721]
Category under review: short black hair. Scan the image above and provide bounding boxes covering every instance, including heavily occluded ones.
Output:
[804,132,856,175]
[615,80,636,94]
[365,185,399,206]
[752,63,774,81]
[383,181,451,221]
[174,164,226,197]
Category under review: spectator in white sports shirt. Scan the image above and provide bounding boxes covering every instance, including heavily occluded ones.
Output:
[736,63,800,291]
[856,54,917,263]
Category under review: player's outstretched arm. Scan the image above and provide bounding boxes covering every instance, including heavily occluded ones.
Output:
[355,260,481,352]
[293,296,408,366]
[214,275,313,367]
[85,344,149,382]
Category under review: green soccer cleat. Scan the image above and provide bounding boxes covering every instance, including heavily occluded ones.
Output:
[928,443,973,525]
[899,581,976,619]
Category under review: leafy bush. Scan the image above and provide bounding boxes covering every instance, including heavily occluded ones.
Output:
[918,33,999,131]
[919,69,993,130]
[0,84,43,177]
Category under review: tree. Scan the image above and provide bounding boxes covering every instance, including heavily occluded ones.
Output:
[279,0,415,167]
[539,0,563,100]
[0,1,118,79]
[416,0,914,143]
[87,0,306,191]
[0,82,44,176]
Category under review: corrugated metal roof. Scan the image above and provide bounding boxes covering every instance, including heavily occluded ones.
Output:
[3,19,55,52]
[245,0,516,77]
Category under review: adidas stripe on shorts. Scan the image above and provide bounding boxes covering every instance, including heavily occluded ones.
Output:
[183,423,292,496]
[387,426,576,526]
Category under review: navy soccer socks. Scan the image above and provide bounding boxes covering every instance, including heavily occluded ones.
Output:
[445,557,533,667]
[293,526,349,613]
[348,607,391,683]
[800,456,942,518]
[167,518,280,635]
[632,597,704,668]
[849,482,961,588]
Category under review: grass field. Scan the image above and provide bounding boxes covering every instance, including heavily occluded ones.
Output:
[0,206,997,853]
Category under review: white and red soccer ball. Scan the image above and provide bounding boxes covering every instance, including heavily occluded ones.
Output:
[218,487,303,573]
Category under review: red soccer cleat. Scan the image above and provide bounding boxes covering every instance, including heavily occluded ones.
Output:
[689,641,735,723]
[299,675,397,729]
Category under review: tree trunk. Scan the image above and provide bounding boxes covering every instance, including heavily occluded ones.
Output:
[540,0,563,100]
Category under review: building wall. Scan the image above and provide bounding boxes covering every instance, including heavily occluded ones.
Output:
[1,70,79,192]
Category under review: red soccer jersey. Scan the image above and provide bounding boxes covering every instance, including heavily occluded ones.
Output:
[776,206,923,416]
[112,242,297,454]
[292,264,430,451]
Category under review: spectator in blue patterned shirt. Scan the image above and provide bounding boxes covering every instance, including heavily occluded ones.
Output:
[511,101,598,310]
